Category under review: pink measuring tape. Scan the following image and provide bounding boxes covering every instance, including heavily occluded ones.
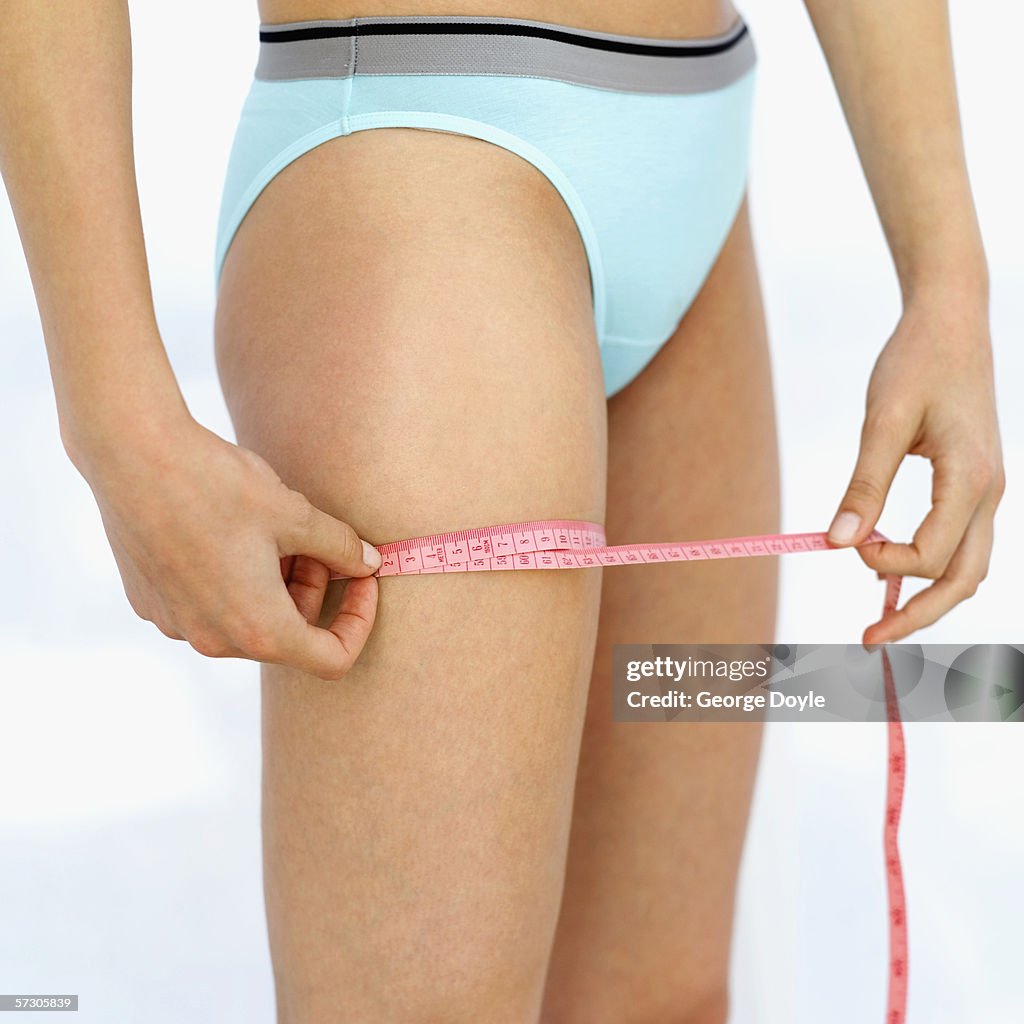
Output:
[333,518,908,1022]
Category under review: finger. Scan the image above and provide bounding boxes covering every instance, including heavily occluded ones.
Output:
[862,503,994,645]
[828,409,915,547]
[855,448,989,578]
[267,575,379,680]
[323,575,379,664]
[280,554,296,583]
[282,499,382,578]
[286,554,330,623]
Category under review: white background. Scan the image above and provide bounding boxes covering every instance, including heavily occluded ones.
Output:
[1,1,1021,1021]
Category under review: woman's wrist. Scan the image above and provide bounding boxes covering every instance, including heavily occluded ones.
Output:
[892,218,990,316]
[890,260,994,368]
[898,250,989,318]
[60,364,194,483]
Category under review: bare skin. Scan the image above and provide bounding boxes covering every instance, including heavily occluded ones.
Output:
[260,0,739,37]
[0,1,1004,1023]
[540,198,777,1023]
[215,126,610,1023]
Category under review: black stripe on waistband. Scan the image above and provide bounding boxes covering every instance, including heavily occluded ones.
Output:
[258,19,749,59]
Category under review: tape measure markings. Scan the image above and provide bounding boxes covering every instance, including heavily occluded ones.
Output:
[329,520,891,578]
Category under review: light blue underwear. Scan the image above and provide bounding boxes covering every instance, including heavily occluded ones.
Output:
[214,13,758,398]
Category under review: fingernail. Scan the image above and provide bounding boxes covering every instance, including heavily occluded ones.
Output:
[828,511,861,545]
[362,540,382,570]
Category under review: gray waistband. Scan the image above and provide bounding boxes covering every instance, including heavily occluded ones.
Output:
[255,14,757,94]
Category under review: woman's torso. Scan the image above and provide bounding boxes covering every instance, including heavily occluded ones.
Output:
[257,0,740,38]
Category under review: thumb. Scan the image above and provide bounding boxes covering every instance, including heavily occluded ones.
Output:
[828,412,910,547]
[284,500,382,577]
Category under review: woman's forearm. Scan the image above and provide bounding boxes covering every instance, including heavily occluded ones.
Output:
[0,0,188,469]
[802,0,988,309]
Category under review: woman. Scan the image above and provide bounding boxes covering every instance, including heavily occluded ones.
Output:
[0,0,1004,1021]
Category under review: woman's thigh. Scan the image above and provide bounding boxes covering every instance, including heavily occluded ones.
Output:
[542,196,781,1024]
[214,127,607,1024]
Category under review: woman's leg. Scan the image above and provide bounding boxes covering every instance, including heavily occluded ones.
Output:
[213,127,607,1024]
[541,196,781,1024]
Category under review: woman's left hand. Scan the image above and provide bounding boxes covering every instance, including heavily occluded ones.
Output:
[826,293,1005,645]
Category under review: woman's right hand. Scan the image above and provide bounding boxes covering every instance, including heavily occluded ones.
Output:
[70,412,381,681]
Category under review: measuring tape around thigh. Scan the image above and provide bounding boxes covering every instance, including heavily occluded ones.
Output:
[332,518,908,1022]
